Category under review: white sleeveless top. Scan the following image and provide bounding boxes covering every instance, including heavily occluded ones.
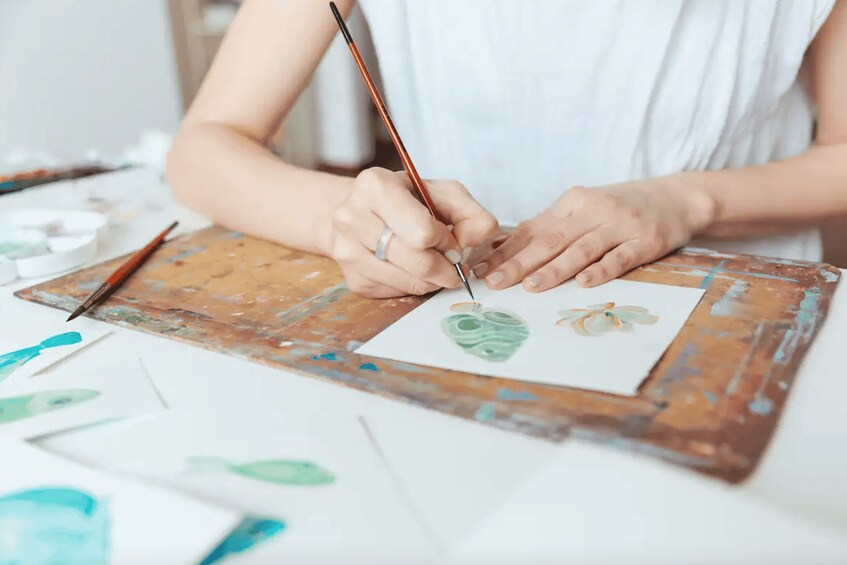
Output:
[356,0,834,261]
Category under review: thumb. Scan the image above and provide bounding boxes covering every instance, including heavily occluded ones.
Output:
[428,180,499,249]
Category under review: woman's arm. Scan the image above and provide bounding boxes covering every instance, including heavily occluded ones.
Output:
[166,0,352,255]
[166,0,498,297]
[684,0,847,238]
[472,0,847,292]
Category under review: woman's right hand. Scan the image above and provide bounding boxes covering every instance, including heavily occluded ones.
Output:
[328,167,498,298]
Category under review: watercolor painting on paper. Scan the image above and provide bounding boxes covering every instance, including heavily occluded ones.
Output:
[356,279,704,396]
[0,332,81,383]
[0,360,164,440]
[0,321,110,385]
[0,441,241,565]
[0,486,109,565]
[556,302,659,336]
[199,515,286,565]
[187,456,336,487]
[441,302,529,362]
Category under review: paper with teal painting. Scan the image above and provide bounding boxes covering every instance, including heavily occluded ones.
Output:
[38,411,439,564]
[356,279,705,396]
[0,317,110,385]
[0,440,241,565]
[0,359,165,439]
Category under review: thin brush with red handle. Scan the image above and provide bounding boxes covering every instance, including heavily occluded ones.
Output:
[66,221,179,322]
[329,2,474,300]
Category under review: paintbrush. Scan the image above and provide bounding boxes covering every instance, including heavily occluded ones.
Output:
[66,221,178,322]
[329,2,474,301]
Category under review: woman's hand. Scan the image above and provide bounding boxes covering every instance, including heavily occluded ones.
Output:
[329,167,499,298]
[473,176,716,292]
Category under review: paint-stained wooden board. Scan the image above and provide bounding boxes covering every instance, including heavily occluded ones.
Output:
[16,227,841,483]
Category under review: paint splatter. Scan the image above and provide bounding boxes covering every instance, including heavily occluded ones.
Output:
[358,362,379,372]
[0,332,82,383]
[200,515,285,565]
[0,487,110,565]
[474,402,496,422]
[703,390,719,406]
[0,389,100,426]
[187,457,335,486]
[311,352,338,362]
[557,303,658,336]
[496,388,537,402]
[441,302,529,362]
[748,396,773,416]
[710,279,748,317]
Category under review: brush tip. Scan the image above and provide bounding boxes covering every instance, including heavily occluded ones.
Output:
[66,307,84,322]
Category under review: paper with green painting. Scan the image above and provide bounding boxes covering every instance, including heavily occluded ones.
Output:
[0,359,165,439]
[356,279,704,395]
[38,411,440,564]
[0,440,240,565]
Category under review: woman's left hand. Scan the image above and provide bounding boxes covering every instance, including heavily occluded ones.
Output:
[472,176,716,292]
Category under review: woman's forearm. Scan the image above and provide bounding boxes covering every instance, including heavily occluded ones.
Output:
[671,142,847,239]
[166,122,352,256]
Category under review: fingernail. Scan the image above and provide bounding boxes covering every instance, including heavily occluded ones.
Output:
[473,262,489,277]
[526,275,541,288]
[461,247,472,263]
[487,271,504,286]
[445,249,462,264]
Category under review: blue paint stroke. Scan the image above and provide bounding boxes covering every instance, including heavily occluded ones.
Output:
[358,362,379,372]
[651,342,700,396]
[166,245,207,263]
[0,487,110,565]
[474,403,496,422]
[0,332,82,383]
[496,388,538,402]
[772,289,821,366]
[822,270,839,283]
[200,515,285,565]
[311,352,339,362]
[725,323,765,395]
[748,396,773,416]
[275,282,348,326]
[698,260,727,289]
[653,262,799,283]
[710,279,748,317]
[703,390,718,406]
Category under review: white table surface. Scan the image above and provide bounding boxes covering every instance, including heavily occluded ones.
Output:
[2,168,846,563]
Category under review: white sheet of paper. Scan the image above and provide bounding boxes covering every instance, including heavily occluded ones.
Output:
[0,359,165,439]
[0,440,240,565]
[0,317,110,385]
[39,411,439,565]
[356,279,705,395]
[446,441,847,564]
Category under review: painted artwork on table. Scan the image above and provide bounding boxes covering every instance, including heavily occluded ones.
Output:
[187,457,336,487]
[0,360,164,440]
[0,486,110,565]
[356,279,705,395]
[556,302,659,336]
[39,411,440,563]
[0,441,241,565]
[0,316,110,385]
[199,516,286,565]
[0,389,100,426]
[0,332,81,383]
[441,302,529,362]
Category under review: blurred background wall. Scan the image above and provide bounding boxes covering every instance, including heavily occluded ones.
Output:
[0,0,843,266]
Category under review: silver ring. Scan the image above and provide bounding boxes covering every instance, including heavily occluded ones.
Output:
[374,227,394,261]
